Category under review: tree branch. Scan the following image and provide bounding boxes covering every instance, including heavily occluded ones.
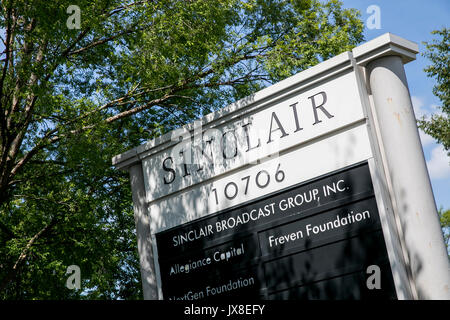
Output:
[0,218,59,292]
[68,27,140,56]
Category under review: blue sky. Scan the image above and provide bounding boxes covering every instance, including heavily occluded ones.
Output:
[341,0,449,210]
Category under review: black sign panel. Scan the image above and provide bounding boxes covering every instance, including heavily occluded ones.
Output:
[155,162,397,300]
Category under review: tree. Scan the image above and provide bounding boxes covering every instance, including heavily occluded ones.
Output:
[421,28,449,257]
[438,207,450,257]
[420,28,449,152]
[0,0,364,299]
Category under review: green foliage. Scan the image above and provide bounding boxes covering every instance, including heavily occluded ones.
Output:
[438,207,450,257]
[0,0,364,299]
[420,28,450,152]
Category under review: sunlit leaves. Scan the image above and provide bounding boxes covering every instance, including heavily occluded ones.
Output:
[421,28,450,151]
[0,0,364,299]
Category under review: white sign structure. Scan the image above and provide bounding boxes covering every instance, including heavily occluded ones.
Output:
[113,33,450,300]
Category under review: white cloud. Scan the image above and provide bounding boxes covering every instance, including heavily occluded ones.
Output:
[427,146,450,180]
[419,129,435,147]
[430,103,444,117]
[411,96,429,119]
[412,96,445,119]
[411,96,438,148]
[411,96,437,147]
